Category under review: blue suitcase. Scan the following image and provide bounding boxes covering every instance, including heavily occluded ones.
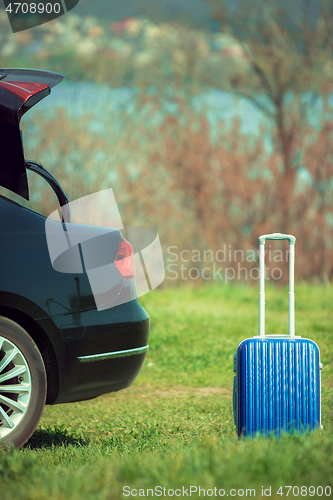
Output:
[233,233,322,438]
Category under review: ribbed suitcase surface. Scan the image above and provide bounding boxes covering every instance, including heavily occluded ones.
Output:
[235,337,321,437]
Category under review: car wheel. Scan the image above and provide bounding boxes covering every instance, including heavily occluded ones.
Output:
[0,317,46,449]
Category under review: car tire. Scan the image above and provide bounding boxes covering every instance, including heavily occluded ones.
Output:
[0,316,46,449]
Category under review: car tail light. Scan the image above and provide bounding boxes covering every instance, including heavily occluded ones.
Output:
[115,236,135,279]
[0,80,49,104]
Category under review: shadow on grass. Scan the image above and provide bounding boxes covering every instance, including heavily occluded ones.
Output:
[25,425,90,449]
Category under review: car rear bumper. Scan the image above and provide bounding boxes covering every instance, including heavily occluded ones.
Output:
[42,299,150,404]
[59,348,149,403]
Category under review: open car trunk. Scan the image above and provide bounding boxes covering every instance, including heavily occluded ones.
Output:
[0,68,64,200]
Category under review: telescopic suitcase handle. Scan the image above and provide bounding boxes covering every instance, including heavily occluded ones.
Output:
[258,233,296,337]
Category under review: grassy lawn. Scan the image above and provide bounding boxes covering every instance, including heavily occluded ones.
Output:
[1,284,332,499]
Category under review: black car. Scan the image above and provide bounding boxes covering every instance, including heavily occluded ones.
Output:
[0,68,150,448]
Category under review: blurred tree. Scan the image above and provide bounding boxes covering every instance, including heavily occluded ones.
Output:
[207,0,333,228]
[148,89,333,282]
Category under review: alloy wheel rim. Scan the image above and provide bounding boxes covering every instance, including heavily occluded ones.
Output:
[0,336,32,440]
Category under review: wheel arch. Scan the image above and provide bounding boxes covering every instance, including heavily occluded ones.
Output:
[0,293,66,404]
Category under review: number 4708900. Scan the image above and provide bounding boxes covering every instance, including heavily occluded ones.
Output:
[5,3,61,14]
[277,485,331,496]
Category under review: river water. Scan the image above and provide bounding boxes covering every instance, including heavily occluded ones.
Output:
[24,80,333,155]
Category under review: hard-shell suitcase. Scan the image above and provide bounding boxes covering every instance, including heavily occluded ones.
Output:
[233,233,322,438]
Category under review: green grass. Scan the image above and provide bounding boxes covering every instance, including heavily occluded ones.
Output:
[1,284,332,499]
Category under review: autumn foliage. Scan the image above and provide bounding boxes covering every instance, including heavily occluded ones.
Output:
[147,93,333,283]
[14,86,333,285]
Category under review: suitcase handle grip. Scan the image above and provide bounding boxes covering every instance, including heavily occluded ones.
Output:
[258,233,296,337]
[259,233,296,245]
